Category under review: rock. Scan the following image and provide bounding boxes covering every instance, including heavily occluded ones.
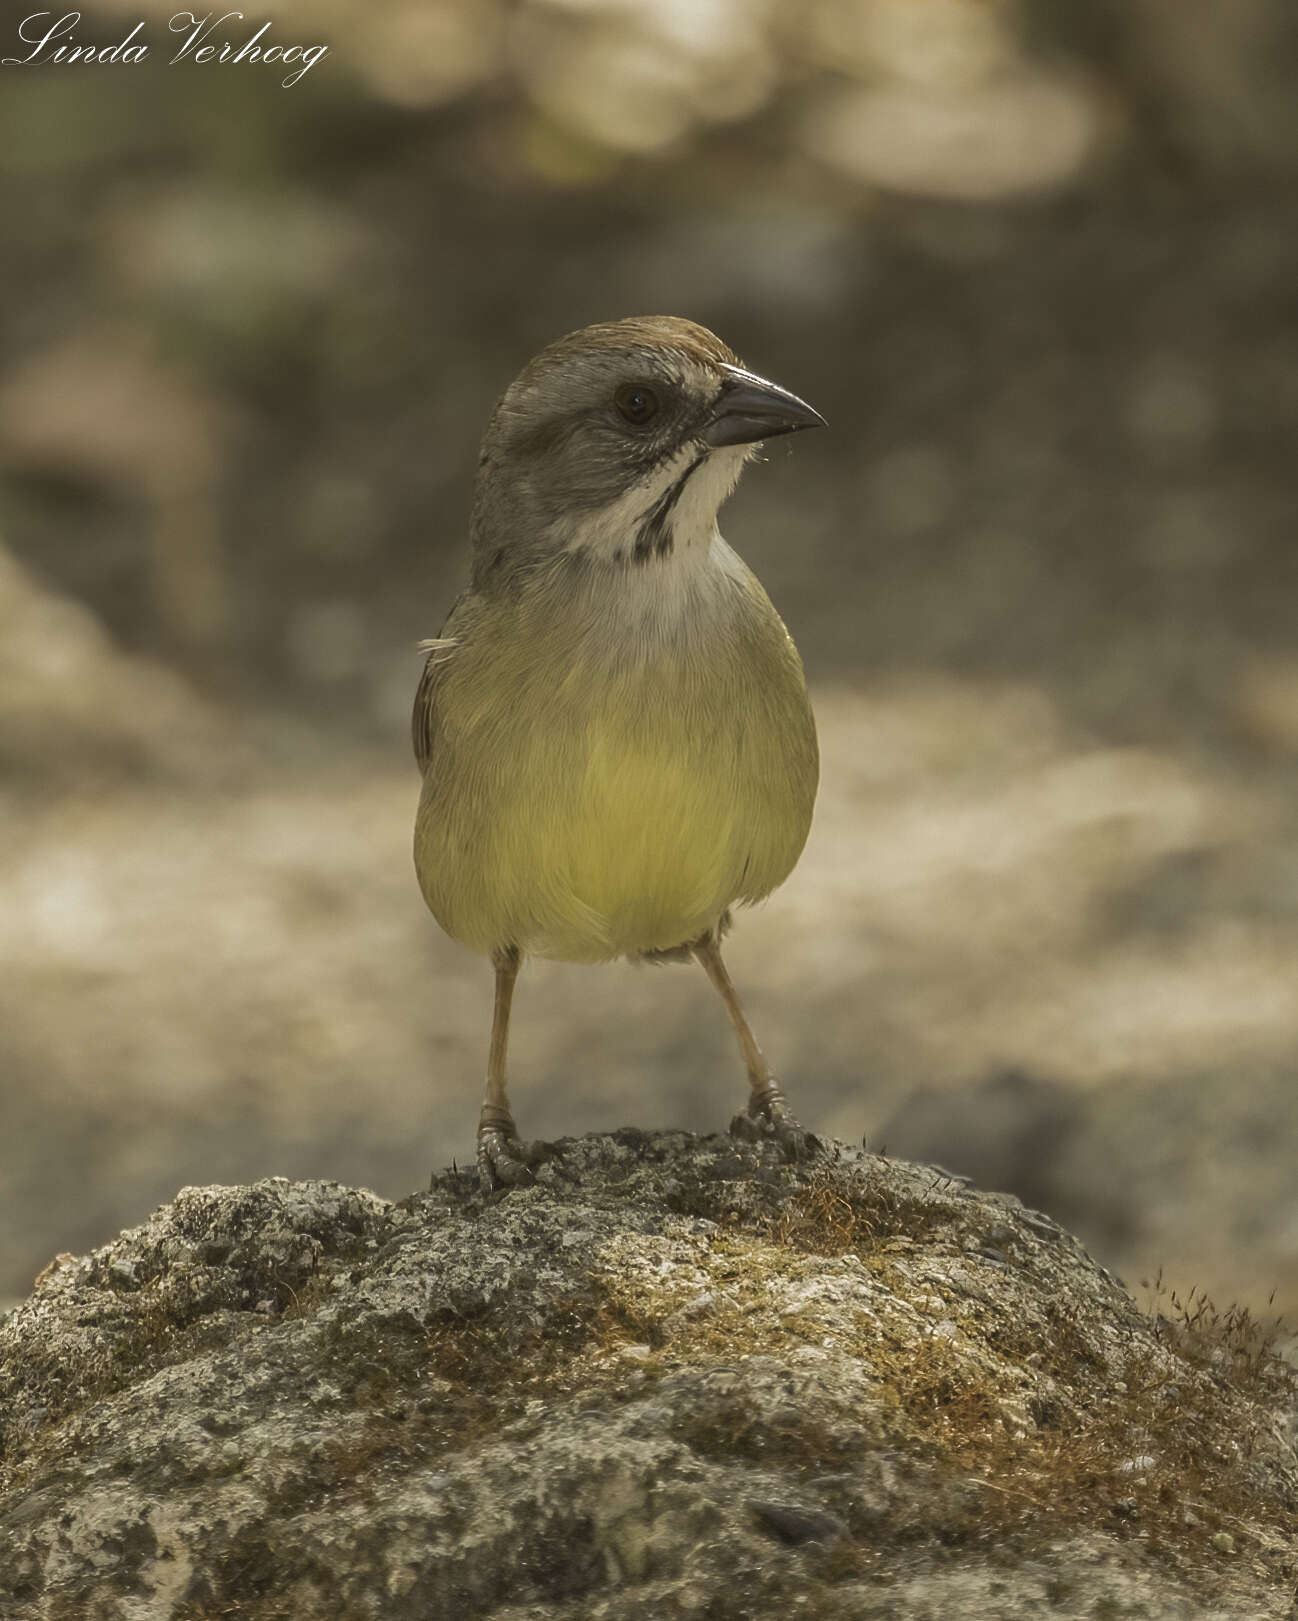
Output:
[0,1131,1294,1619]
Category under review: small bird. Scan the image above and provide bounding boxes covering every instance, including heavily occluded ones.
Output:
[412,316,824,1190]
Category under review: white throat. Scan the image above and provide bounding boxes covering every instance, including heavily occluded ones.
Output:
[556,443,750,569]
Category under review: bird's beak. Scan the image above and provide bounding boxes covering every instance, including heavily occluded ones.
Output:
[703,364,827,448]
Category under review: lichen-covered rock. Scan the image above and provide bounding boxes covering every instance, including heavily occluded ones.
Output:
[1,1131,1294,1619]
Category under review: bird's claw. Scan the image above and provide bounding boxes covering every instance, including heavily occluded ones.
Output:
[476,1118,555,1193]
[730,1084,822,1162]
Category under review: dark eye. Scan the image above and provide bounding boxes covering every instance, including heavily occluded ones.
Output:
[615,383,659,426]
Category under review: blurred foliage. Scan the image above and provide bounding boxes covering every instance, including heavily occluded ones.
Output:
[3,0,1298,1311]
[1,0,1296,741]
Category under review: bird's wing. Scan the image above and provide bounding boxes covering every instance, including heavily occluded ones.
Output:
[411,595,467,774]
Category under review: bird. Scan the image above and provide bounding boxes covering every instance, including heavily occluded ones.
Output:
[412,315,824,1190]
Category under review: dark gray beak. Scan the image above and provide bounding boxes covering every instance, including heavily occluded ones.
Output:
[703,364,827,448]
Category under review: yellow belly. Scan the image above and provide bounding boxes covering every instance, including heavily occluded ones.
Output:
[414,563,818,962]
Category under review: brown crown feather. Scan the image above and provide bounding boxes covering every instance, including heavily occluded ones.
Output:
[519,316,742,382]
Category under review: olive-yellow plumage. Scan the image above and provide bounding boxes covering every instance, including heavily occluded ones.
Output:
[412,315,825,1189]
[414,538,817,962]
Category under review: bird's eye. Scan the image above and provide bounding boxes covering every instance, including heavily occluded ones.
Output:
[615,383,660,426]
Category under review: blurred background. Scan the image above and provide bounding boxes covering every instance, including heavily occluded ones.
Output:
[3,0,1298,1318]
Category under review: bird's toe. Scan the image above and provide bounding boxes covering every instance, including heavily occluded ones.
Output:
[732,1085,823,1162]
[728,1110,765,1145]
[477,1128,534,1192]
[477,1126,559,1193]
[774,1121,824,1162]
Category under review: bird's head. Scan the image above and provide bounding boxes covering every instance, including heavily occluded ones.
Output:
[470,316,824,583]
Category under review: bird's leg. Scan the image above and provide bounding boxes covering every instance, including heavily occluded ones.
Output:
[477,946,549,1191]
[692,932,816,1159]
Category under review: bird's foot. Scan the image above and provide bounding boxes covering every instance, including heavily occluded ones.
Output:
[477,1108,554,1193]
[730,1081,821,1161]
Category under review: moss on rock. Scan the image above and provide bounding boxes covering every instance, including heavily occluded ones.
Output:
[1,1132,1294,1619]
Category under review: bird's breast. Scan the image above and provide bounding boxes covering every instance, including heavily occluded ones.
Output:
[415,543,817,961]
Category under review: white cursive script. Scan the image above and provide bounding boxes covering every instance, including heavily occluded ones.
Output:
[168,11,327,87]
[2,11,328,86]
[3,13,147,66]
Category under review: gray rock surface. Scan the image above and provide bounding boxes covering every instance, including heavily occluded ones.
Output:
[1,1131,1295,1619]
